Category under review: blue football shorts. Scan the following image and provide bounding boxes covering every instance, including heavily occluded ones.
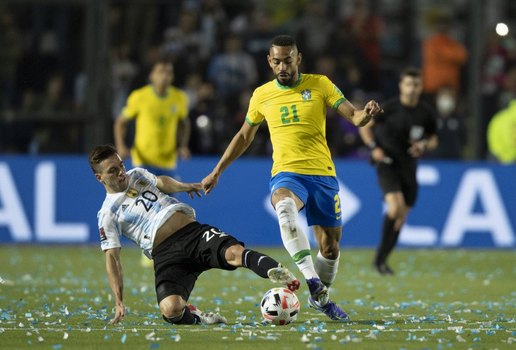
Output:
[269,172,342,227]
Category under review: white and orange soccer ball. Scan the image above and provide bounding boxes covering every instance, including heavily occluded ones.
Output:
[260,287,300,325]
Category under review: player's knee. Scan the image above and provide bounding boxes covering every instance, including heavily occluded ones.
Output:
[224,244,244,266]
[160,299,184,320]
[387,205,404,220]
[319,243,340,259]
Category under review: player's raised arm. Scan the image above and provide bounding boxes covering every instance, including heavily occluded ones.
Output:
[156,176,202,198]
[105,247,125,324]
[336,99,383,127]
[202,121,259,194]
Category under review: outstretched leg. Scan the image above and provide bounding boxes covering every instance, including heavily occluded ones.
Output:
[224,244,300,291]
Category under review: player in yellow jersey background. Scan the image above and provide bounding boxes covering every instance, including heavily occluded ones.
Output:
[202,35,383,321]
[114,59,191,267]
[114,59,190,179]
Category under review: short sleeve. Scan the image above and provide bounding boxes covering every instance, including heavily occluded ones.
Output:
[121,90,140,119]
[245,90,264,126]
[98,210,122,251]
[131,167,158,186]
[321,76,346,110]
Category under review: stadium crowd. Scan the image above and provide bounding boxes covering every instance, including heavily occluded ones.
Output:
[1,0,516,161]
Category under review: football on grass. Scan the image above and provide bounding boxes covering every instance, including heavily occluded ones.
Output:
[260,287,300,325]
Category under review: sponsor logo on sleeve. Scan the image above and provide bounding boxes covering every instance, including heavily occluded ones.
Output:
[99,227,107,241]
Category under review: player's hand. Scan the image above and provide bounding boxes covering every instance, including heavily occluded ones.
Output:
[371,147,392,164]
[408,140,427,158]
[201,171,219,195]
[358,100,383,127]
[184,182,203,199]
[109,302,126,324]
[371,147,385,163]
[178,146,191,160]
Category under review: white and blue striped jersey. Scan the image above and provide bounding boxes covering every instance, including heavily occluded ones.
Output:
[97,167,196,258]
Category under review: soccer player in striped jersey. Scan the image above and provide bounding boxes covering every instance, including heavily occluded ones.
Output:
[202,35,382,321]
[89,144,299,325]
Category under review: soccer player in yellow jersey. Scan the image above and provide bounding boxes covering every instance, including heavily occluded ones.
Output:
[114,59,191,267]
[114,60,190,179]
[202,35,383,321]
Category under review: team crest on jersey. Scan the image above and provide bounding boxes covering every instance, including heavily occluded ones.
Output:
[126,188,139,198]
[121,204,129,212]
[170,105,177,113]
[301,89,311,101]
[99,227,107,241]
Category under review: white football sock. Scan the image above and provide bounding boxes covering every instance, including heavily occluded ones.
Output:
[315,251,340,287]
[275,197,318,280]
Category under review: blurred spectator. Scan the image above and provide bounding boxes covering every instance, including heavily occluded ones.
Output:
[487,101,516,163]
[198,0,228,59]
[188,82,218,154]
[487,65,516,163]
[110,44,139,119]
[295,1,334,69]
[427,87,465,159]
[162,9,203,86]
[22,73,79,153]
[244,9,279,83]
[342,0,384,92]
[208,34,257,115]
[422,14,467,102]
[326,21,367,96]
[0,7,23,110]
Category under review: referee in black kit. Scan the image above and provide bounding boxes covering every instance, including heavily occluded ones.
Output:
[359,67,438,275]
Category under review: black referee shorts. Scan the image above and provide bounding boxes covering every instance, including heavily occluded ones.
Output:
[152,221,242,304]
[376,161,418,207]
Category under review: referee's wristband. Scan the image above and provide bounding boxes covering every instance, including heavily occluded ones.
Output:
[366,141,377,150]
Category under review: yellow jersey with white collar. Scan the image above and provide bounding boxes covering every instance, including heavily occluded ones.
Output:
[246,73,346,176]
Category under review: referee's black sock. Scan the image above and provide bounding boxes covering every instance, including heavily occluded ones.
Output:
[375,215,396,265]
[241,249,279,278]
[385,228,401,259]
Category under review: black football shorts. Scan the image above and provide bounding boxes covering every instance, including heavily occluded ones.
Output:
[376,161,418,207]
[152,221,242,303]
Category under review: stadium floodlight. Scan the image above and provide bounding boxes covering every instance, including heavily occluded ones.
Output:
[495,22,509,36]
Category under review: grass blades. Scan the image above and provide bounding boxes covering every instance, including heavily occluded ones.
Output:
[0,246,514,349]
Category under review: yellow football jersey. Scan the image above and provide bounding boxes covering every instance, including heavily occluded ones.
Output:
[122,85,188,169]
[246,73,346,176]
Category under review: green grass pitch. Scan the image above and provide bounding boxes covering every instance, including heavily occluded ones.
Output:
[0,246,514,349]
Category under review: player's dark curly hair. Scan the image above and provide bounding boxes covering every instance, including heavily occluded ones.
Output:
[400,67,421,80]
[88,144,117,174]
[271,35,297,49]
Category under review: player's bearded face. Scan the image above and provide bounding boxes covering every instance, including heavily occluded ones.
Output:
[269,46,300,87]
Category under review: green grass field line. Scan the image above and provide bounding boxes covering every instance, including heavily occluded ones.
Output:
[0,246,514,349]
